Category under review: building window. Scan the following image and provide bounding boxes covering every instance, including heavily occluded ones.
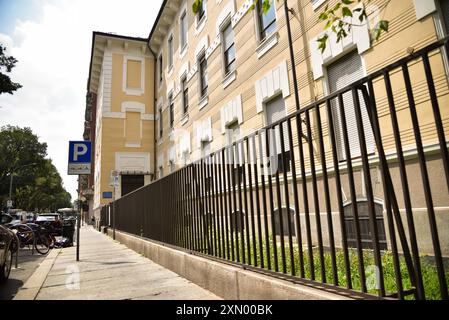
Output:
[168,93,174,128]
[197,0,206,22]
[158,107,163,139]
[202,141,212,190]
[222,21,235,75]
[198,52,208,98]
[439,0,449,35]
[226,121,240,146]
[168,35,174,69]
[169,160,175,173]
[181,76,189,115]
[327,50,374,161]
[265,94,291,174]
[226,122,243,186]
[182,151,190,166]
[158,55,163,83]
[180,10,188,51]
[257,0,276,41]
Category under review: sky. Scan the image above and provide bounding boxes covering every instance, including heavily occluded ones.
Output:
[0,0,163,202]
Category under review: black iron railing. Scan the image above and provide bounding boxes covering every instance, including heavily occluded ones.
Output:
[101,37,449,300]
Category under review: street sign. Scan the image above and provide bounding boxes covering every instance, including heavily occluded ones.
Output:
[68,141,92,175]
[7,200,12,208]
[109,170,120,187]
[103,192,113,199]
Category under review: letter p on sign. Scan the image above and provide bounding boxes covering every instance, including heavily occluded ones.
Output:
[74,144,88,161]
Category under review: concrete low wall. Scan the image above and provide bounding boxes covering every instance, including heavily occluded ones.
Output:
[106,229,353,300]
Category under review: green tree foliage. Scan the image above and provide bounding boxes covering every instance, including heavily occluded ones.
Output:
[0,44,22,95]
[191,0,390,53]
[317,0,390,52]
[0,126,72,212]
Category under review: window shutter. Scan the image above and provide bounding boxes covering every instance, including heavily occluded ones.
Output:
[265,95,290,155]
[413,0,437,20]
[327,51,375,161]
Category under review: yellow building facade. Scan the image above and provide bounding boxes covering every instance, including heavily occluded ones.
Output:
[85,33,155,219]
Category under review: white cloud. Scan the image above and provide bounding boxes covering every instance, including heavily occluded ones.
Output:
[0,0,162,202]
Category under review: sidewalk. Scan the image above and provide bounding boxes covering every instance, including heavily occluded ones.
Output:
[14,226,221,300]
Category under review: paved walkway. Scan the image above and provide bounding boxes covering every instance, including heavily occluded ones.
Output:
[14,226,220,300]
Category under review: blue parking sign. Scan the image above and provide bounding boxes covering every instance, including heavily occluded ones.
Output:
[68,141,92,175]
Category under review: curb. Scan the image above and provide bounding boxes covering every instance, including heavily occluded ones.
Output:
[13,248,61,300]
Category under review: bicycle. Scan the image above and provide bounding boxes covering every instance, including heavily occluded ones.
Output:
[9,223,53,255]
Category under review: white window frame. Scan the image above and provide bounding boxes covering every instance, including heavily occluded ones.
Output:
[167,33,174,72]
[195,0,208,35]
[197,49,208,100]
[220,17,235,76]
[157,54,163,88]
[179,7,189,59]
[311,0,327,11]
[254,0,279,59]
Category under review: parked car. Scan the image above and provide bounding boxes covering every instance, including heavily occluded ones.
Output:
[35,213,63,236]
[0,214,16,283]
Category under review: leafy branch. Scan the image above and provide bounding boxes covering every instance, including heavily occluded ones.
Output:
[317,0,391,53]
[0,44,22,95]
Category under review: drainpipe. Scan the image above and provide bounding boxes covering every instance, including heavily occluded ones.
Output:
[283,0,302,111]
[148,44,158,181]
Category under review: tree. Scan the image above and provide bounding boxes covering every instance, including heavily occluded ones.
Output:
[0,126,71,212]
[0,43,22,95]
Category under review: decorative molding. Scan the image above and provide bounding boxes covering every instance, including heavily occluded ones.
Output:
[216,1,236,35]
[198,96,209,111]
[413,0,437,20]
[222,70,237,89]
[102,51,113,113]
[122,55,145,96]
[125,142,141,148]
[115,152,151,173]
[103,112,126,119]
[168,146,176,165]
[178,61,190,81]
[255,60,290,113]
[220,94,243,134]
[256,32,279,59]
[231,0,252,28]
[121,101,145,113]
[195,35,210,58]
[180,113,189,126]
[206,34,221,59]
[310,7,371,80]
[312,0,327,11]
[196,117,213,148]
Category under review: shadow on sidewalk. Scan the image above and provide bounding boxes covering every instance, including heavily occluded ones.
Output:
[0,248,48,300]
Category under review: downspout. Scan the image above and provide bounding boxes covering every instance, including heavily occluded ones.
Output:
[148,44,158,181]
[283,0,301,111]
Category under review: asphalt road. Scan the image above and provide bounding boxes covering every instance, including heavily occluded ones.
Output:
[0,248,47,300]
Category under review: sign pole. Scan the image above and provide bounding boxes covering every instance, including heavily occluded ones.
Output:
[76,202,81,261]
[68,141,92,263]
[112,185,116,240]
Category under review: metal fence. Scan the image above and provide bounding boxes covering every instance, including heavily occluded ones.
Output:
[101,38,449,300]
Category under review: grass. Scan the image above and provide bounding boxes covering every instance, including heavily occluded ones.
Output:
[195,232,449,300]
